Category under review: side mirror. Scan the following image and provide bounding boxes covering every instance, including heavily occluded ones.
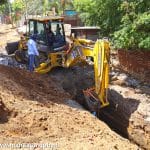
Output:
[70,33,76,40]
[23,33,27,36]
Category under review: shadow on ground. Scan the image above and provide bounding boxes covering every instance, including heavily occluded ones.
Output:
[99,89,140,138]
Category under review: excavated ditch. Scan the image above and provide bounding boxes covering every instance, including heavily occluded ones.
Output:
[49,66,150,150]
[48,67,128,135]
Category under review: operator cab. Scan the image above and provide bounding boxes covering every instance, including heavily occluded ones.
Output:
[27,16,68,53]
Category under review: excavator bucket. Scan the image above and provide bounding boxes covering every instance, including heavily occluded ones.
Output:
[83,88,101,113]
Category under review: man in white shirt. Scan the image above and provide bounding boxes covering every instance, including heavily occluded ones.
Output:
[27,35,39,72]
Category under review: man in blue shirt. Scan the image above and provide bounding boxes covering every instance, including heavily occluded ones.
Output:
[27,35,39,72]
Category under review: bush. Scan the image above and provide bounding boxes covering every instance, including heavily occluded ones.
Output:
[113,6,150,51]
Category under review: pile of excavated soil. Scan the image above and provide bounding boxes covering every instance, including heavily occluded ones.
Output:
[0,65,139,150]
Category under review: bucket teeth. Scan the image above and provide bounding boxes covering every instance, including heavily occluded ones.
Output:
[83,88,101,113]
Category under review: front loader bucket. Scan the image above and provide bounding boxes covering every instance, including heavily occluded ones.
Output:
[15,50,28,64]
[6,41,19,55]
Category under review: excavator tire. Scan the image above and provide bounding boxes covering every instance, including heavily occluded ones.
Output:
[14,50,28,64]
[5,41,19,55]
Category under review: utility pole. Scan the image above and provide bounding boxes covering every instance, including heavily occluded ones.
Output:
[43,0,48,16]
[24,0,28,20]
[61,0,66,15]
[7,0,13,27]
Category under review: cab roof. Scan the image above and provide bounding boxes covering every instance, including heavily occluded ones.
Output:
[28,16,64,22]
[71,26,100,30]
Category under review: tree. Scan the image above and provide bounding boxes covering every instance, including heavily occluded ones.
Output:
[0,0,7,5]
[61,0,74,14]
[74,0,122,36]
[12,0,25,17]
[113,0,150,50]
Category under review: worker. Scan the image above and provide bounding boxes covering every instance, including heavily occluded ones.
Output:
[27,34,39,72]
[53,27,65,48]
[47,28,55,49]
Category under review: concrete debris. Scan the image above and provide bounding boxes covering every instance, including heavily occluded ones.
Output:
[0,54,26,69]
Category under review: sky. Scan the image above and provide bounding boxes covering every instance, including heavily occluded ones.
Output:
[10,0,14,3]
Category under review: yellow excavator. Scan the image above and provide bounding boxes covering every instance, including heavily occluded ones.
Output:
[6,16,110,114]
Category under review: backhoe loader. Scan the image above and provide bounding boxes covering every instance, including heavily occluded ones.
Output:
[6,16,110,114]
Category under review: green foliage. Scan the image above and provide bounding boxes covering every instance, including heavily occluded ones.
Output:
[0,0,7,5]
[74,0,122,36]
[0,4,6,14]
[74,0,95,25]
[11,0,25,22]
[74,0,150,50]
[12,0,25,12]
[113,0,150,51]
[93,0,122,36]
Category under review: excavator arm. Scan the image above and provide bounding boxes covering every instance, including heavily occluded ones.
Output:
[83,40,110,113]
[63,39,110,111]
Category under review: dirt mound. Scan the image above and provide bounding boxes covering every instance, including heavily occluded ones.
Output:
[0,65,138,149]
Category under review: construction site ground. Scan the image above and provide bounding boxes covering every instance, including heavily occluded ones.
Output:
[0,24,149,150]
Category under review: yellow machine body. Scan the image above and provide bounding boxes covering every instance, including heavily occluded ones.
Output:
[15,17,110,110]
[35,38,110,109]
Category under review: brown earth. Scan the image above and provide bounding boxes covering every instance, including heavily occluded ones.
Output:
[118,49,150,84]
[0,65,139,150]
[108,52,150,149]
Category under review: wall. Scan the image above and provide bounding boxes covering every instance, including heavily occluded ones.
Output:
[118,50,150,83]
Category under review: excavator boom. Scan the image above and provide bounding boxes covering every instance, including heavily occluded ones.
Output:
[83,40,110,112]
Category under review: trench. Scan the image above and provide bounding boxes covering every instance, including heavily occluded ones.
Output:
[49,66,150,150]
[49,66,130,139]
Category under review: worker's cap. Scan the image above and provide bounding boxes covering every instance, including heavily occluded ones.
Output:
[30,34,37,41]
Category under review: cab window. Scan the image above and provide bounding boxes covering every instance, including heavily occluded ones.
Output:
[29,20,34,35]
[36,22,46,44]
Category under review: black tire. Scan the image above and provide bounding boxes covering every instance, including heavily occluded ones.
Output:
[15,50,28,64]
[6,41,19,55]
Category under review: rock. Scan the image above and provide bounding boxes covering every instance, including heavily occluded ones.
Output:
[111,76,118,81]
[111,79,127,86]
[0,55,26,69]
[111,59,120,68]
[126,78,140,87]
[140,86,150,95]
[117,73,128,81]
[65,100,84,110]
